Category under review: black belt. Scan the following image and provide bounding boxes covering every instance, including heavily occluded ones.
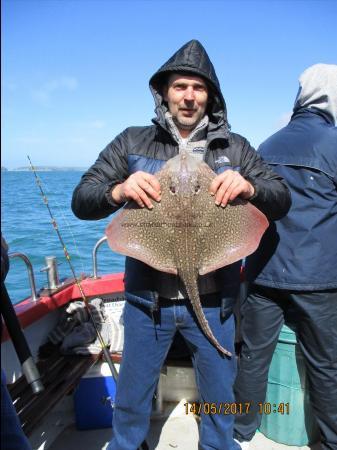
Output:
[158,292,221,307]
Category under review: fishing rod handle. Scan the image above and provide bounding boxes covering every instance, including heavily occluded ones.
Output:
[1,282,44,394]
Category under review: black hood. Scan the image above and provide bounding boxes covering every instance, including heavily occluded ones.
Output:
[149,40,229,135]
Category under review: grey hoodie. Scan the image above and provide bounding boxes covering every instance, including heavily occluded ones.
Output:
[294,63,337,125]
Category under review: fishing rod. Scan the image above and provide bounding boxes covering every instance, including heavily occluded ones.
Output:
[27,159,149,450]
[27,156,118,380]
[28,157,150,450]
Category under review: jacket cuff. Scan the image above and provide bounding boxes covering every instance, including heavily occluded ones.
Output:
[104,182,125,208]
[245,176,259,201]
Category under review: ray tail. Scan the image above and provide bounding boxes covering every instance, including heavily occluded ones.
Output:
[178,266,232,357]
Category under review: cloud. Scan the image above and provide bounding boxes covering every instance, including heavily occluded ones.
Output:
[15,136,48,145]
[88,120,106,129]
[73,119,106,129]
[58,137,86,145]
[13,136,87,147]
[275,111,292,129]
[31,76,78,105]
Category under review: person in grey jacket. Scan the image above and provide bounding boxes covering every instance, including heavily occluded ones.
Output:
[72,40,291,450]
[234,64,337,450]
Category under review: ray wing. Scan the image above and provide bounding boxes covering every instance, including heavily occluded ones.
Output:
[197,196,268,275]
[105,201,178,275]
[194,165,269,275]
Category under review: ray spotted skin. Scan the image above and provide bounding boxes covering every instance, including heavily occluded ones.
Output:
[106,151,269,356]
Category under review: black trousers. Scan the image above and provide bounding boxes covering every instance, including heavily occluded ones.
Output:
[233,285,337,450]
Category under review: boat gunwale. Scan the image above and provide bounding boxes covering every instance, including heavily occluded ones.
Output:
[1,273,125,342]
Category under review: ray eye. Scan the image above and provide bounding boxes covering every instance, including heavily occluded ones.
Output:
[194,184,201,194]
[169,185,176,194]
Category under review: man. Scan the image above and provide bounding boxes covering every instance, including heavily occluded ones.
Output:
[234,64,337,450]
[72,40,290,450]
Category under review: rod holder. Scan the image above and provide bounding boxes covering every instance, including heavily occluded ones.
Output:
[40,256,60,290]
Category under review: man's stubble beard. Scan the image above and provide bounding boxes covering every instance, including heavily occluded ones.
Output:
[172,114,203,131]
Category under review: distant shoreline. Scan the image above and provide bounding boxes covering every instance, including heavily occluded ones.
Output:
[1,166,87,172]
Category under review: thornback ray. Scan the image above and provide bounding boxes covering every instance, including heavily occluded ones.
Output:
[105,152,269,357]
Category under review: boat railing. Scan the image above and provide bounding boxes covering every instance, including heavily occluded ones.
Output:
[92,236,108,279]
[8,252,39,301]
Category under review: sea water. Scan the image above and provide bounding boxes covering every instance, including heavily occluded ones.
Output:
[1,171,125,304]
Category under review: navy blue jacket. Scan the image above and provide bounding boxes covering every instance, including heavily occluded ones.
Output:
[246,109,337,290]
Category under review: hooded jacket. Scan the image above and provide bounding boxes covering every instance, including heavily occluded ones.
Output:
[72,40,291,310]
[246,64,337,290]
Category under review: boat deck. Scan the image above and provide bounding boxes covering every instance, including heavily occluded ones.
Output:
[31,398,322,450]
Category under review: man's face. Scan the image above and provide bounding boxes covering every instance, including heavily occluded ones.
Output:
[163,74,209,135]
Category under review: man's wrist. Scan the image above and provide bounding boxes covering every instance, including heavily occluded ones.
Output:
[248,180,259,201]
[247,182,255,199]
[240,182,255,200]
[111,184,125,204]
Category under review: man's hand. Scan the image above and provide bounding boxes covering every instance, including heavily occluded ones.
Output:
[112,171,161,209]
[209,170,255,207]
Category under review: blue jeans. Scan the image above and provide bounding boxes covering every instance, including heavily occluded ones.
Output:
[1,370,32,450]
[108,298,241,450]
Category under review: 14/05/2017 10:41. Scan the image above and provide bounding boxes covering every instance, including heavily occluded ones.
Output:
[184,402,290,415]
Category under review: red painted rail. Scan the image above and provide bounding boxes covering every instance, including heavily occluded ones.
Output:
[1,273,125,342]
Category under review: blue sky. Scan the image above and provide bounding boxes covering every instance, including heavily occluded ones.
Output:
[2,0,336,169]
